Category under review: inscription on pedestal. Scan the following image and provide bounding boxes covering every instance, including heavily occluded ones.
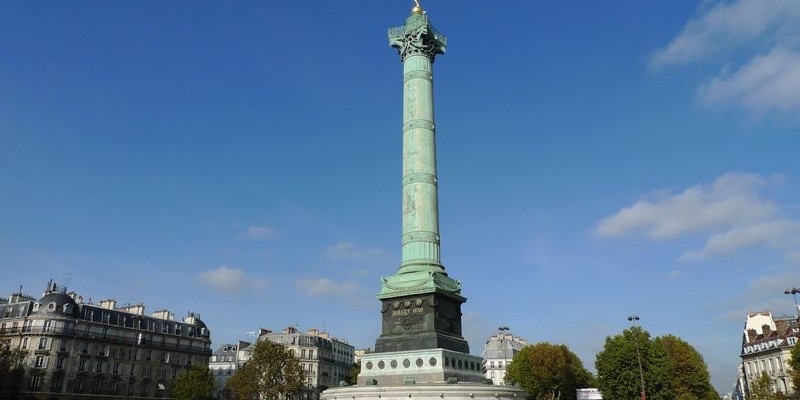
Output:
[375,293,469,353]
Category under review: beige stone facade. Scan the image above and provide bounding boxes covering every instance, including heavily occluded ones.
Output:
[0,280,211,399]
[739,311,798,397]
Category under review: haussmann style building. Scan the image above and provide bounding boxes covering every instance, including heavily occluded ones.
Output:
[481,332,528,385]
[259,326,355,400]
[0,280,212,399]
[208,326,354,400]
[738,310,799,397]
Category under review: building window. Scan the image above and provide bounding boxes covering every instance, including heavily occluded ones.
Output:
[56,357,65,370]
[21,337,29,350]
[33,303,40,312]
[302,349,306,359]
[43,320,53,332]
[30,374,42,391]
[778,357,784,372]
[96,360,104,373]
[74,378,83,393]
[309,350,314,359]
[79,358,87,371]
[34,355,47,368]
[51,375,63,392]
[38,338,48,350]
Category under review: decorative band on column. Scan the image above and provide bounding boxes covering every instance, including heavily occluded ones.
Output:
[404,70,433,82]
[402,231,440,246]
[403,119,435,132]
[402,173,437,187]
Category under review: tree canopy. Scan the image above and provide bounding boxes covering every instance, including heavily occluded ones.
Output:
[506,342,593,400]
[349,362,360,386]
[171,365,216,400]
[654,335,717,400]
[595,327,717,400]
[0,341,24,394]
[224,339,303,400]
[748,372,781,400]
[789,341,800,392]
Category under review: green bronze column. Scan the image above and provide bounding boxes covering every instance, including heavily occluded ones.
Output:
[393,6,446,276]
[375,3,469,354]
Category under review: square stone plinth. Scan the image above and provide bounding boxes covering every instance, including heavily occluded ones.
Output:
[357,348,485,386]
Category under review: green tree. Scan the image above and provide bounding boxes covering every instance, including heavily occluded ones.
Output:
[349,362,360,386]
[506,342,593,400]
[224,340,303,400]
[171,365,216,400]
[789,342,800,393]
[595,327,671,400]
[0,340,24,394]
[654,335,717,400]
[596,328,718,400]
[749,372,780,400]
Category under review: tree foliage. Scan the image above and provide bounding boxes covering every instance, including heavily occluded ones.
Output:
[596,327,716,400]
[749,372,781,400]
[789,342,800,393]
[224,339,303,400]
[506,342,593,400]
[0,341,24,394]
[349,362,360,386]
[654,335,718,400]
[171,365,216,400]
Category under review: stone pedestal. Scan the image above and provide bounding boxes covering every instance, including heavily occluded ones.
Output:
[357,349,484,386]
[321,383,526,400]
[375,292,469,354]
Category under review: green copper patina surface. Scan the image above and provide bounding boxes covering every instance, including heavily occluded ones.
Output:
[375,6,470,355]
[379,8,459,301]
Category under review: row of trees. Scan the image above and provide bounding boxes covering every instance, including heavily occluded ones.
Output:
[0,337,309,400]
[506,327,720,400]
[171,339,305,400]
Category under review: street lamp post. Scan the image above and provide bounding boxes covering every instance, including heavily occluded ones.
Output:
[627,316,646,400]
[785,288,800,320]
[498,326,510,385]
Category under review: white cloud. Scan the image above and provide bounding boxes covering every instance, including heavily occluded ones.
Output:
[295,278,359,296]
[596,173,799,261]
[698,47,800,113]
[325,241,387,262]
[197,266,267,293]
[243,226,279,241]
[681,219,800,260]
[650,0,800,68]
[717,269,800,321]
[595,173,777,239]
[649,0,800,114]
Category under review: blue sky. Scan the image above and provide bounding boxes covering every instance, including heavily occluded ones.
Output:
[2,0,800,393]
